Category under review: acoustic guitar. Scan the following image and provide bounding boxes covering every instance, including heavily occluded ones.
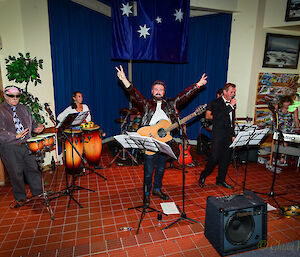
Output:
[137,104,206,155]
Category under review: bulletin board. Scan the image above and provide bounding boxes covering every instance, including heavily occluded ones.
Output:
[254,73,299,128]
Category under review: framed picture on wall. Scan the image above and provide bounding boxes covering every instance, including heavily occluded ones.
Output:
[285,0,300,21]
[262,33,300,69]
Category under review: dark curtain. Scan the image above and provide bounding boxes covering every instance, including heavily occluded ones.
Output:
[48,0,128,137]
[48,0,231,139]
[131,14,232,139]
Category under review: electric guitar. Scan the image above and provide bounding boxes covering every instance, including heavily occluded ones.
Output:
[137,104,206,155]
[178,144,192,165]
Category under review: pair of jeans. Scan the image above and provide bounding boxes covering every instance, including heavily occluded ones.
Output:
[144,152,167,195]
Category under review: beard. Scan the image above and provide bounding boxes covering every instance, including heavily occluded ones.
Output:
[153,94,164,101]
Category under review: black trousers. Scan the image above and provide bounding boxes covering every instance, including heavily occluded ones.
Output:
[0,144,42,201]
[200,130,232,182]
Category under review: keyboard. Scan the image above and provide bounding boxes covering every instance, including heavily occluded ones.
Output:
[273,132,300,143]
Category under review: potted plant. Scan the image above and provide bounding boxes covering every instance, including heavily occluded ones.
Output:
[2,52,45,124]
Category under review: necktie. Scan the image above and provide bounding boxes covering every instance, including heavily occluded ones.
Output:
[12,106,25,135]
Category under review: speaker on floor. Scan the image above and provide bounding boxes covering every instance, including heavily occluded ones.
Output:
[204,190,267,256]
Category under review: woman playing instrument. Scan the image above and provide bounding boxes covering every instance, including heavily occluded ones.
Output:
[57,91,91,123]
[276,95,299,165]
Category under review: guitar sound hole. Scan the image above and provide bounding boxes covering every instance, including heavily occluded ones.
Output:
[158,128,167,138]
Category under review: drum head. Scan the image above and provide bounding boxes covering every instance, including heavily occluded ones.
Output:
[82,125,100,131]
[27,136,43,142]
[36,133,55,138]
[64,129,82,134]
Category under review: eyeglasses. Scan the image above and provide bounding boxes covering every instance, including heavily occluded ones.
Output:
[6,94,21,98]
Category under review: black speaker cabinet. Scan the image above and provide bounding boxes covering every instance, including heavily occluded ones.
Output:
[204,190,267,256]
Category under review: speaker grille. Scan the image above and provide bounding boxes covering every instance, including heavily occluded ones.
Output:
[225,211,255,245]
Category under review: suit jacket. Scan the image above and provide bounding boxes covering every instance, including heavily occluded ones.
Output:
[207,97,235,138]
[122,82,201,126]
[0,102,37,145]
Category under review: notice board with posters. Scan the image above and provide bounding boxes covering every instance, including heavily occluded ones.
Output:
[254,73,299,129]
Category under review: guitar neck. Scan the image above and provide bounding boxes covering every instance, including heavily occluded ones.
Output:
[166,112,197,132]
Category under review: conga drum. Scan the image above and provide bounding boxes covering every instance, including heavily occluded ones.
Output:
[64,129,83,171]
[82,125,102,165]
[27,136,45,153]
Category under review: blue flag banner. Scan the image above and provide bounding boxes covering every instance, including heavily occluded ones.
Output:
[112,0,190,63]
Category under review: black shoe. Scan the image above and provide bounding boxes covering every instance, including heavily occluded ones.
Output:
[216,181,233,189]
[198,177,206,188]
[144,195,150,206]
[14,199,26,208]
[152,190,169,200]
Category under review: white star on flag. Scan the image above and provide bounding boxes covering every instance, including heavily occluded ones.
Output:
[120,2,133,17]
[174,9,184,22]
[156,17,162,23]
[137,24,150,39]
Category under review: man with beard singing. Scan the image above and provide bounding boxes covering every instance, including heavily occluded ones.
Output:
[116,65,207,205]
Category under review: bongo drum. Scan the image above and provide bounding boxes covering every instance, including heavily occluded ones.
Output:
[27,136,44,153]
[82,125,102,165]
[37,133,55,151]
[64,129,83,171]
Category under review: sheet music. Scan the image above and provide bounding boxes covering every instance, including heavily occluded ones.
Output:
[114,135,141,149]
[114,132,177,159]
[234,123,257,134]
[71,111,89,126]
[56,111,89,129]
[230,128,269,148]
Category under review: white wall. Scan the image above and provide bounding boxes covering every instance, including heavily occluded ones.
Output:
[264,0,300,28]
[190,0,237,12]
[0,0,55,124]
[227,0,300,118]
[227,0,261,118]
[0,0,56,164]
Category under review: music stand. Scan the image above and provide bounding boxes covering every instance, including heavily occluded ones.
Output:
[114,132,176,234]
[50,112,95,208]
[230,128,269,192]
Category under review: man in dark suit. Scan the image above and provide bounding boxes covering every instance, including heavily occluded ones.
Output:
[198,83,236,189]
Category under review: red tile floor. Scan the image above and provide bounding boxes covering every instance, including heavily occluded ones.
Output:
[0,144,299,257]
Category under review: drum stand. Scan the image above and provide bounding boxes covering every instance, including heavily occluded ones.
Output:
[108,147,139,167]
[108,116,139,167]
[50,130,95,208]
[81,165,107,180]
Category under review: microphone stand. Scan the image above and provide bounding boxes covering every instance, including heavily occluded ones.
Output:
[163,109,199,230]
[252,107,285,212]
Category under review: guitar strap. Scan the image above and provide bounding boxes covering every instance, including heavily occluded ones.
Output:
[166,101,189,142]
